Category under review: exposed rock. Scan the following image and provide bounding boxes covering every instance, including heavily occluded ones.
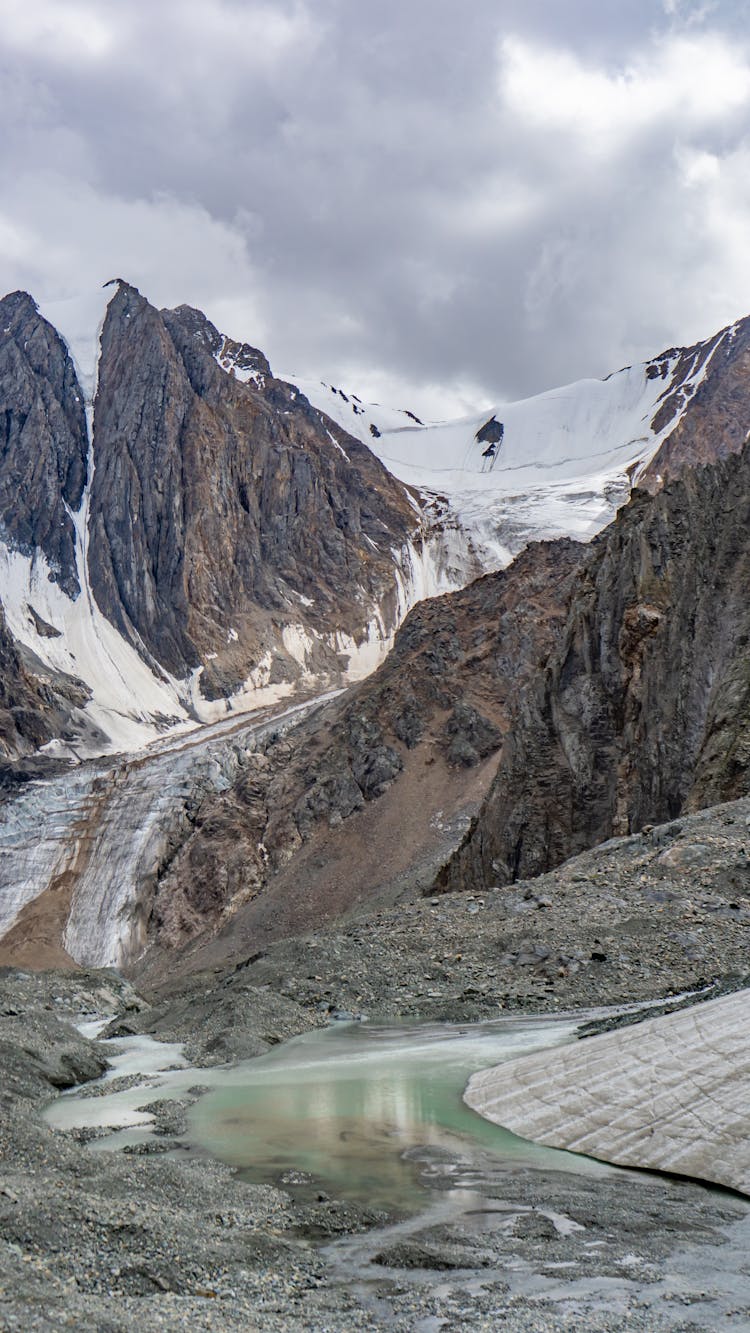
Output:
[643,315,750,487]
[88,282,417,691]
[441,702,502,767]
[138,793,750,1029]
[440,440,750,893]
[0,291,87,596]
[139,540,582,961]
[475,415,504,446]
[0,602,87,760]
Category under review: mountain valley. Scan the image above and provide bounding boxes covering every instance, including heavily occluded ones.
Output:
[3,285,750,1329]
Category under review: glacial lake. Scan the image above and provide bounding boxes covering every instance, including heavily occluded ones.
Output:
[48,1012,619,1211]
[190,1015,616,1210]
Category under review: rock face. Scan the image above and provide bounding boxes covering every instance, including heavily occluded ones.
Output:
[88,283,418,692]
[440,439,750,893]
[0,603,88,766]
[140,540,583,959]
[0,291,87,596]
[642,316,750,487]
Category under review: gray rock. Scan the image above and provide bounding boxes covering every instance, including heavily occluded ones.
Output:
[0,290,87,597]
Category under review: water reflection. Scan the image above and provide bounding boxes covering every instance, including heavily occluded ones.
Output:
[190,1016,606,1210]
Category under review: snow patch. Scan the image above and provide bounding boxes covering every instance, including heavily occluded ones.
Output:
[214,336,266,388]
[0,542,191,755]
[276,529,476,685]
[326,428,350,462]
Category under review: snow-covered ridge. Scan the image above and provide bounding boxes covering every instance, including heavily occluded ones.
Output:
[290,331,732,572]
[278,373,426,442]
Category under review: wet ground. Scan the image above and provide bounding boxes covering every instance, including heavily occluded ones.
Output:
[23,980,750,1330]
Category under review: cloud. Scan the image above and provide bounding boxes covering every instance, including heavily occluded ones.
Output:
[0,0,117,62]
[0,172,265,345]
[499,33,750,151]
[1,1,750,415]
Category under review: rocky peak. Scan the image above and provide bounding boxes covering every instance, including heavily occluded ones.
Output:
[642,316,750,488]
[0,291,87,596]
[87,285,417,692]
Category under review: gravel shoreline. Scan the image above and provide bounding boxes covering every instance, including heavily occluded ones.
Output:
[3,797,750,1329]
[2,979,749,1331]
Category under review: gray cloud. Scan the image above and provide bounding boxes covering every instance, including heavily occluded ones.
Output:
[1,0,749,415]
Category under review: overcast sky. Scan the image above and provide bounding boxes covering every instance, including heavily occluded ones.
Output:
[2,0,750,416]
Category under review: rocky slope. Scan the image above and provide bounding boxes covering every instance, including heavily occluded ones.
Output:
[642,315,750,487]
[0,539,586,978]
[441,437,750,895]
[141,793,750,1020]
[135,540,583,966]
[137,426,750,970]
[0,603,87,767]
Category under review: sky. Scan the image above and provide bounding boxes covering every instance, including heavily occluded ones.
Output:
[2,0,750,417]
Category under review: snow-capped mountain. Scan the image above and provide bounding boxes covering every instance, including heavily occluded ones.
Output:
[0,282,457,759]
[1,278,749,764]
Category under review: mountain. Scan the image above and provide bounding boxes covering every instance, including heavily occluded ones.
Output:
[0,282,456,756]
[287,318,747,567]
[439,434,750,896]
[130,327,750,971]
[1,283,749,768]
[109,419,750,977]
[1,288,750,974]
[137,538,584,969]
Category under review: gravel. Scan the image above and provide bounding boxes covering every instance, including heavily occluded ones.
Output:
[3,798,750,1328]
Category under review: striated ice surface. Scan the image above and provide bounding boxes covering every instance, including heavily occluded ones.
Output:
[465,987,750,1196]
[0,692,336,968]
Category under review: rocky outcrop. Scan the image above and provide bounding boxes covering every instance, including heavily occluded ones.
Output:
[0,603,88,768]
[642,316,750,487]
[88,283,418,692]
[0,292,87,596]
[142,540,583,957]
[440,440,750,894]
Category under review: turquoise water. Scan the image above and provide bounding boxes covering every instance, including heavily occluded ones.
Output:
[190,1014,611,1210]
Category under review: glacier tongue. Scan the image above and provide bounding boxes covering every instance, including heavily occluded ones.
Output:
[0,693,336,969]
[0,765,100,943]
